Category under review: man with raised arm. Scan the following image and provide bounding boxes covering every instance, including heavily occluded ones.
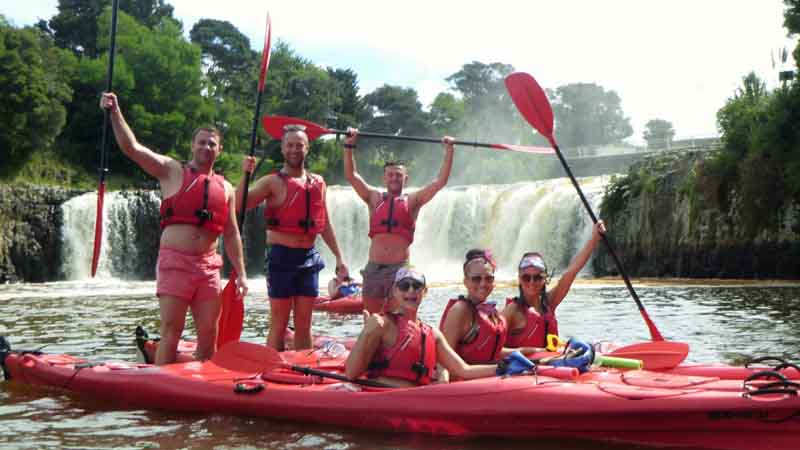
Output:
[100,92,248,365]
[343,130,455,313]
[238,124,348,351]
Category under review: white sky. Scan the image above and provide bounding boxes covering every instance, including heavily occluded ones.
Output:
[5,0,797,143]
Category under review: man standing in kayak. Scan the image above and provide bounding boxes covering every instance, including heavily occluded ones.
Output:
[100,93,248,365]
[238,124,348,351]
[342,130,455,313]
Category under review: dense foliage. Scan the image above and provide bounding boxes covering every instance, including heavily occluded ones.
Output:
[0,0,725,189]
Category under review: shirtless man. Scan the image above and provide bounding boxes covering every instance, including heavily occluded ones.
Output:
[100,92,248,365]
[343,130,455,313]
[238,124,347,350]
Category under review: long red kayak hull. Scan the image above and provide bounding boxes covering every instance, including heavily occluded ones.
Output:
[3,348,799,450]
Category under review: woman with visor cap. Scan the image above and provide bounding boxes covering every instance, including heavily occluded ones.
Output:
[502,221,606,350]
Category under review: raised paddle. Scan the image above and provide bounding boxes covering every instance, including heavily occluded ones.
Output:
[261,115,555,155]
[216,13,272,348]
[91,0,120,277]
[504,72,689,364]
[212,341,391,388]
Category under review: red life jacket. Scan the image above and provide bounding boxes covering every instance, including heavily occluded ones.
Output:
[439,296,507,364]
[159,166,229,235]
[368,194,415,243]
[263,170,327,235]
[368,314,437,385]
[504,296,559,348]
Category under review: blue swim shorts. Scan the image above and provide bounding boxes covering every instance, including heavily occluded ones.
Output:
[265,244,325,298]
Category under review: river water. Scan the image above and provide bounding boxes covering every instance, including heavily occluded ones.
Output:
[2,278,799,450]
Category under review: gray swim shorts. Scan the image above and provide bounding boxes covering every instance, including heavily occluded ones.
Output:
[360,261,408,301]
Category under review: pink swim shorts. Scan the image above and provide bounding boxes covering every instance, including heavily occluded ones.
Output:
[156,247,224,303]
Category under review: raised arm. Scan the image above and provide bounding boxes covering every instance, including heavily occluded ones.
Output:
[342,128,379,203]
[409,136,455,208]
[100,93,176,180]
[548,220,606,308]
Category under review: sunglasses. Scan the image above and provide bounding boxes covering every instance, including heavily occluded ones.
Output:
[520,274,546,283]
[397,280,425,292]
[469,275,495,284]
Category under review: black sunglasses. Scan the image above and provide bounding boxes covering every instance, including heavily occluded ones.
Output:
[520,274,545,283]
[469,275,495,284]
[397,280,425,292]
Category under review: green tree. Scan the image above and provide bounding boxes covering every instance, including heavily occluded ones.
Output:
[58,8,210,180]
[549,83,633,149]
[643,119,676,149]
[189,19,253,96]
[445,61,528,142]
[49,0,175,57]
[429,92,464,134]
[327,67,367,129]
[0,21,75,176]
[362,85,433,164]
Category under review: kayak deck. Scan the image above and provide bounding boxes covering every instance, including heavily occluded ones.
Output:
[3,341,800,450]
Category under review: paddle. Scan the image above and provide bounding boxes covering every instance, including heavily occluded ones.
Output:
[212,341,391,388]
[90,0,120,277]
[216,13,272,348]
[606,341,688,371]
[261,115,555,155]
[504,72,689,364]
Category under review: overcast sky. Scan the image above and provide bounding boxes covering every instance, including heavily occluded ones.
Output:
[5,0,797,144]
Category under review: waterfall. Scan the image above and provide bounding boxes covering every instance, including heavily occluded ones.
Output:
[60,191,161,280]
[59,177,611,282]
[319,176,610,282]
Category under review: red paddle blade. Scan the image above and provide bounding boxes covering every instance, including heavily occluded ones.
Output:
[216,273,244,348]
[91,182,105,277]
[262,115,332,141]
[504,72,556,146]
[257,14,272,92]
[607,341,689,370]
[211,340,285,373]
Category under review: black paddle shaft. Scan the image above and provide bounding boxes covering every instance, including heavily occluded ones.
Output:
[290,365,391,388]
[550,143,647,313]
[98,0,120,182]
[329,128,496,150]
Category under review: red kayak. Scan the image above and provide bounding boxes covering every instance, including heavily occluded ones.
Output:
[3,339,799,450]
[312,294,363,314]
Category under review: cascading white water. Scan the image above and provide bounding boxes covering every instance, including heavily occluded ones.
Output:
[321,176,610,283]
[60,191,161,280]
[59,176,610,283]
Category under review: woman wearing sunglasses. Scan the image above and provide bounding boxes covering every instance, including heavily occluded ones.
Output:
[503,221,606,350]
[439,249,542,365]
[345,267,498,387]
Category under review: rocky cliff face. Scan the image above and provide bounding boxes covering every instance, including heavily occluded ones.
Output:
[0,184,86,283]
[596,151,800,278]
